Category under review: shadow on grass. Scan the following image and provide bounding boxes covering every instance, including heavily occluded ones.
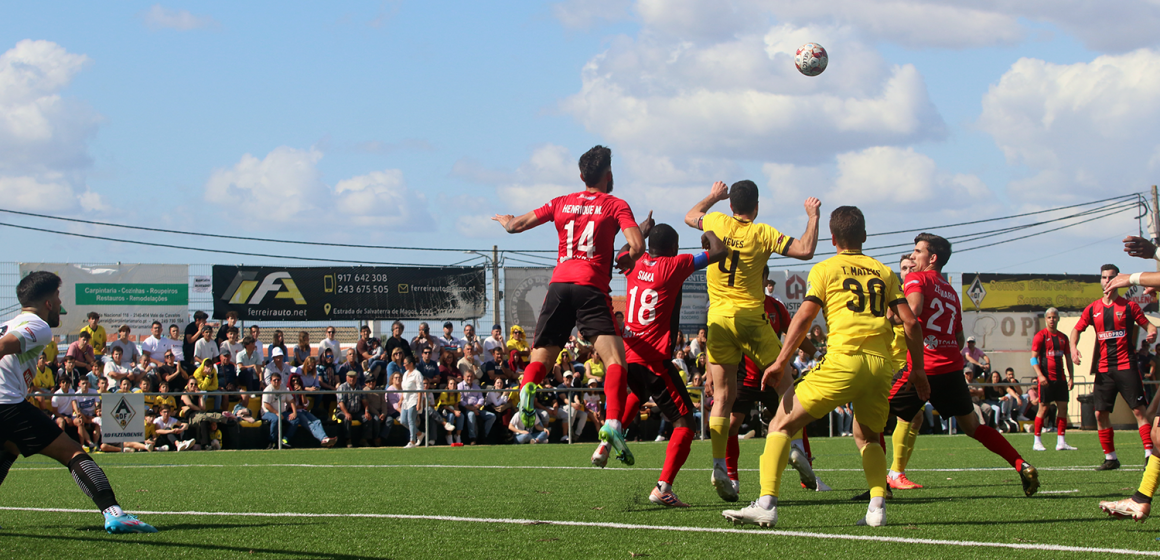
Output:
[5,531,393,559]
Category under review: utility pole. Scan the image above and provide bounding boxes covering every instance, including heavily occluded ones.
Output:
[1153,186,1159,272]
[492,245,501,327]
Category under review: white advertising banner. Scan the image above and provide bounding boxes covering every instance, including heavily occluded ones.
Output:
[100,392,146,443]
[19,263,189,337]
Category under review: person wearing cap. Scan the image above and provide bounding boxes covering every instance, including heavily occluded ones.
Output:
[438,322,466,359]
[962,337,990,379]
[263,347,292,386]
[483,324,506,356]
[336,369,371,447]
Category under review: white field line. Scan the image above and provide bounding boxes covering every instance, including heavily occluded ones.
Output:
[11,463,1143,472]
[1039,490,1080,494]
[1,506,1156,556]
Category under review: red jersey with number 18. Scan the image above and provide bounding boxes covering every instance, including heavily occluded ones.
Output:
[534,191,637,294]
[623,253,698,364]
[904,269,964,376]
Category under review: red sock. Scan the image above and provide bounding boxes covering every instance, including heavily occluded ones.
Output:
[660,427,694,485]
[1141,425,1154,452]
[603,364,627,424]
[878,432,886,453]
[1056,417,1066,436]
[1099,428,1115,454]
[620,392,642,426]
[518,361,546,391]
[971,425,1025,471]
[726,433,740,480]
[1034,417,1044,436]
[802,432,812,464]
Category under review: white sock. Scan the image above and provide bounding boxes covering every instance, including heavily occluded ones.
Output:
[713,457,726,470]
[1034,435,1043,446]
[790,438,805,454]
[454,434,461,443]
[757,494,777,509]
[1107,451,1119,461]
[869,497,885,510]
[103,505,124,517]
[605,419,622,433]
[657,481,672,493]
[888,470,900,480]
[445,434,453,445]
[1057,435,1066,445]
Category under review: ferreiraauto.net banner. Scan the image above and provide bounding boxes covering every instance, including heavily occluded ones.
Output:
[213,266,486,321]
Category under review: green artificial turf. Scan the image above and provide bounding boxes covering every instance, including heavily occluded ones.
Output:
[2,431,1159,559]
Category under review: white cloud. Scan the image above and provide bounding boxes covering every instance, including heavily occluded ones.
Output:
[978,49,1160,202]
[0,40,103,213]
[141,5,219,31]
[495,144,581,204]
[203,146,430,229]
[553,0,633,29]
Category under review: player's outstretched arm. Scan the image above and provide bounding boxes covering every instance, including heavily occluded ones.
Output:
[701,231,727,265]
[684,181,729,230]
[616,226,646,274]
[493,210,542,234]
[762,300,820,389]
[1123,235,1158,260]
[1106,272,1160,298]
[616,211,653,264]
[891,297,928,401]
[784,197,821,260]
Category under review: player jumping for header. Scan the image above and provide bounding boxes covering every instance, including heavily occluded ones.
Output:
[493,145,645,466]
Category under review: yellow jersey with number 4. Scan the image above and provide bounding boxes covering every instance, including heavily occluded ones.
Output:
[804,251,903,360]
[701,212,793,316]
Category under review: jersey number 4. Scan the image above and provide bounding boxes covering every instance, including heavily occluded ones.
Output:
[627,286,659,326]
[563,220,595,259]
[844,278,886,317]
[717,249,741,286]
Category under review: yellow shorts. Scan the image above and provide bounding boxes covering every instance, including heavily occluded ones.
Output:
[795,352,893,433]
[706,312,782,367]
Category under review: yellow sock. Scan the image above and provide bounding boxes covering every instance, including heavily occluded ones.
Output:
[903,419,921,469]
[1140,455,1160,497]
[709,416,729,460]
[760,431,791,497]
[890,420,910,473]
[790,428,804,441]
[861,441,888,499]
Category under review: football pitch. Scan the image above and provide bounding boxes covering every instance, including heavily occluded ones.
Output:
[3,431,1160,559]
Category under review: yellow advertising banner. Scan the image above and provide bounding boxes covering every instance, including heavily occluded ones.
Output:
[961,273,1156,312]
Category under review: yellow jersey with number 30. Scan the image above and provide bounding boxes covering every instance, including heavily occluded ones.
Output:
[701,212,793,316]
[804,251,903,360]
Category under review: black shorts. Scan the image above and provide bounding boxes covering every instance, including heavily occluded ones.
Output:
[732,384,780,415]
[888,366,926,420]
[924,371,975,419]
[626,361,695,423]
[1093,368,1148,412]
[0,401,64,457]
[533,283,617,349]
[1038,378,1069,404]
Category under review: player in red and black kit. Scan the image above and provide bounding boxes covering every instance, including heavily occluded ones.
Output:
[493,145,645,466]
[1070,263,1157,471]
[903,233,1039,496]
[611,219,726,505]
[1031,307,1077,452]
[727,266,825,495]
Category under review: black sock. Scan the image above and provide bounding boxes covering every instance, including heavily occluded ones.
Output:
[67,453,119,513]
[0,450,17,487]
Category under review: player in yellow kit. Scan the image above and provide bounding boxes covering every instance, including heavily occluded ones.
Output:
[685,179,820,502]
[723,206,927,528]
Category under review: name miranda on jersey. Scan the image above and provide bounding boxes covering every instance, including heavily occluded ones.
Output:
[560,205,603,215]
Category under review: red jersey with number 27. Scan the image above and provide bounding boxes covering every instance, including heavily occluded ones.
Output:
[623,253,698,364]
[535,191,637,294]
[1074,296,1149,373]
[904,269,964,376]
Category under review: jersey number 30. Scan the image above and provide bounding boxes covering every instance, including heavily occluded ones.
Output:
[844,278,886,317]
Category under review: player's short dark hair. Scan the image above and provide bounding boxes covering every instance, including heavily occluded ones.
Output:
[915,233,952,270]
[87,311,100,320]
[1101,264,1120,276]
[579,145,612,187]
[16,271,61,308]
[729,180,759,215]
[830,206,866,247]
[648,223,679,254]
[193,311,208,321]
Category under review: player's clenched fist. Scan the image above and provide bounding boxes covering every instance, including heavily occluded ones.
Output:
[710,181,729,202]
[803,197,821,219]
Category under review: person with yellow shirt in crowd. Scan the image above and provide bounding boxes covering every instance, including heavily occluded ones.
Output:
[193,358,220,412]
[80,312,107,363]
[584,352,605,385]
[437,377,464,446]
[31,352,56,410]
[684,179,820,502]
[506,326,530,373]
[153,381,177,415]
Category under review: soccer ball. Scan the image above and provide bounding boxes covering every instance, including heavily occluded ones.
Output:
[794,43,828,77]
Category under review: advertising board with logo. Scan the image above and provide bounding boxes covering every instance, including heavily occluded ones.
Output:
[213,266,486,321]
[961,273,1156,312]
[101,392,145,443]
[503,267,553,340]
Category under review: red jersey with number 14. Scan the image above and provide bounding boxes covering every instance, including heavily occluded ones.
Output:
[623,253,698,364]
[904,269,964,376]
[1031,328,1070,381]
[1074,296,1149,373]
[534,191,637,294]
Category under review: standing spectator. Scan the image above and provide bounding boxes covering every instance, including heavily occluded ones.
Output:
[509,410,549,444]
[219,327,244,366]
[261,373,293,449]
[236,336,263,390]
[293,331,312,367]
[338,348,365,386]
[458,371,494,445]
[401,357,426,448]
[168,324,185,364]
[506,325,529,372]
[384,371,404,440]
[483,324,505,356]
[416,347,441,381]
[285,374,337,447]
[193,325,220,364]
[482,347,514,384]
[335,370,370,447]
[411,322,440,357]
[248,324,265,363]
[688,327,707,360]
[315,349,338,414]
[382,321,414,363]
[457,345,481,381]
[141,321,167,369]
[356,326,382,378]
[109,325,140,369]
[963,336,990,378]
[437,377,464,445]
[193,358,220,412]
[462,324,483,357]
[264,347,291,385]
[80,312,107,363]
[319,326,341,364]
[269,330,289,363]
[42,332,60,370]
[71,377,99,452]
[215,311,239,344]
[66,331,96,375]
[182,311,208,371]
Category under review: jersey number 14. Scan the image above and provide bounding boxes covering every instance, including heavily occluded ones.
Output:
[563,220,595,259]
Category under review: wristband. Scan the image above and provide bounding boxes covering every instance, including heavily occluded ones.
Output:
[1130,272,1143,286]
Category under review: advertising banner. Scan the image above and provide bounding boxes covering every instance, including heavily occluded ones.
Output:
[503,267,553,340]
[19,263,189,336]
[678,269,708,335]
[961,273,1156,312]
[213,266,486,321]
[100,392,145,443]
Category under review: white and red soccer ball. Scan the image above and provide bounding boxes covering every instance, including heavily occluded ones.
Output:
[794,43,828,77]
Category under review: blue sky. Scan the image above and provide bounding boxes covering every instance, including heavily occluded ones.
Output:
[2,1,1159,275]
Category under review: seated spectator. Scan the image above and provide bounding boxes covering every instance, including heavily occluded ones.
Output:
[416,346,441,381]
[384,371,404,437]
[218,350,239,393]
[462,324,484,360]
[363,376,392,446]
[264,347,291,386]
[507,325,529,372]
[553,348,573,380]
[248,324,265,363]
[833,402,854,436]
[458,371,494,445]
[293,331,312,367]
[457,345,481,382]
[424,377,455,444]
[533,372,566,429]
[180,377,206,421]
[965,370,992,428]
[356,325,381,375]
[298,356,320,391]
[335,370,371,447]
[154,405,194,451]
[437,377,464,446]
[792,349,816,377]
[215,310,239,344]
[207,420,223,450]
[116,377,138,397]
[236,336,263,390]
[81,311,107,364]
[382,321,413,364]
[168,324,185,365]
[105,346,139,387]
[984,370,1017,432]
[1005,367,1030,421]
[582,377,604,431]
[337,348,365,387]
[962,336,990,378]
[140,321,168,370]
[193,325,220,364]
[286,374,337,448]
[482,324,506,356]
[96,376,110,395]
[383,347,406,388]
[584,353,605,385]
[319,326,341,365]
[671,349,690,381]
[314,350,338,415]
[437,350,458,384]
[51,376,74,432]
[58,355,84,388]
[154,381,177,414]
[438,321,466,359]
[31,352,56,410]
[71,378,100,451]
[484,377,513,435]
[482,347,514,384]
[158,350,189,394]
[109,325,140,368]
[269,330,289,365]
[509,409,549,444]
[193,358,221,412]
[556,372,585,443]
